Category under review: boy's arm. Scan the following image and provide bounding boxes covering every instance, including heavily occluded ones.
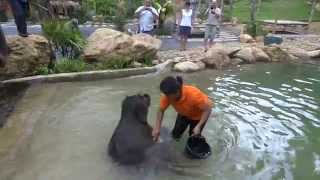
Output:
[193,99,213,135]
[152,108,165,142]
[135,6,144,17]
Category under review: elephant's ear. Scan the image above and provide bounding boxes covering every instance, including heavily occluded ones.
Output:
[134,99,149,124]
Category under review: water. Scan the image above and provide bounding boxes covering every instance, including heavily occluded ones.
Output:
[0,63,320,180]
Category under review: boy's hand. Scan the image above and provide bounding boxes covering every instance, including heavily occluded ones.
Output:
[152,128,160,142]
[192,125,201,136]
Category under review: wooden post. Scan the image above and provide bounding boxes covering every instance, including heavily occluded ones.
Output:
[309,0,319,25]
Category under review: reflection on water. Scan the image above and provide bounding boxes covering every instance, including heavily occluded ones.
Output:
[0,63,319,180]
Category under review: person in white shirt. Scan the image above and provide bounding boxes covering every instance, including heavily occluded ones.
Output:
[204,0,221,52]
[135,0,159,35]
[178,1,193,51]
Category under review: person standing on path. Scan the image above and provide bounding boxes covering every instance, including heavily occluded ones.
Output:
[177,1,193,51]
[0,26,8,67]
[8,0,29,37]
[135,0,159,35]
[204,0,221,52]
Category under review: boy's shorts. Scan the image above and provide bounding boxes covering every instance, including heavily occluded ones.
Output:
[204,25,217,41]
[171,114,206,140]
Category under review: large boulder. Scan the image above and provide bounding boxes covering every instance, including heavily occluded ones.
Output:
[0,35,52,79]
[83,28,161,63]
[235,47,271,63]
[235,47,271,64]
[130,33,162,62]
[253,47,271,62]
[83,28,133,62]
[173,61,204,73]
[240,34,254,43]
[235,47,255,63]
[202,46,231,69]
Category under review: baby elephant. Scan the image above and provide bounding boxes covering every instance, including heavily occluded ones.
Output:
[108,94,154,165]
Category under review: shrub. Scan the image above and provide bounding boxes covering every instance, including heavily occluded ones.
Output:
[34,66,50,75]
[53,59,88,73]
[42,20,86,59]
[95,58,133,70]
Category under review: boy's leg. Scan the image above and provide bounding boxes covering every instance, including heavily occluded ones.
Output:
[172,114,190,140]
[209,25,216,48]
[188,120,207,136]
[204,25,209,51]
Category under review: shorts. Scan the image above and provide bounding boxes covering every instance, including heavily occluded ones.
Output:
[171,114,206,140]
[140,30,154,36]
[179,26,191,37]
[204,25,217,40]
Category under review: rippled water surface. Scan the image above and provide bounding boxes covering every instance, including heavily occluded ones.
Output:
[0,63,319,180]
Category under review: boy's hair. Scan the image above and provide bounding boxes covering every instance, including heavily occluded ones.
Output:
[185,1,191,7]
[160,76,183,95]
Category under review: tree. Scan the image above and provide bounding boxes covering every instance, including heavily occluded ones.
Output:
[250,0,258,37]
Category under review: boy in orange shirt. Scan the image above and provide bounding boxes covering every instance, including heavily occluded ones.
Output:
[152,76,213,141]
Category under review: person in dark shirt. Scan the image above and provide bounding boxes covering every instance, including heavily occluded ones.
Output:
[8,0,29,37]
[0,26,8,67]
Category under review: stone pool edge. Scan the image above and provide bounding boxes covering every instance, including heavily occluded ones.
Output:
[1,67,156,85]
[0,60,174,86]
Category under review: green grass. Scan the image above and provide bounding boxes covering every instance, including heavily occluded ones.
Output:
[226,0,320,22]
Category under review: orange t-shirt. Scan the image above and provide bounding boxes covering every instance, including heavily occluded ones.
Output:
[160,85,213,121]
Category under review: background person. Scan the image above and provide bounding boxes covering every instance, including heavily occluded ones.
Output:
[152,76,213,142]
[8,0,29,37]
[204,0,221,52]
[177,1,193,51]
[0,26,8,67]
[135,0,159,35]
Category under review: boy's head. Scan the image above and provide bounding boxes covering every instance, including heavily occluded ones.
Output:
[160,76,183,102]
[144,0,152,7]
[185,1,191,8]
[211,0,217,9]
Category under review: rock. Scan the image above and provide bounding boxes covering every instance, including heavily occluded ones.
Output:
[235,47,271,63]
[152,60,160,65]
[235,47,255,63]
[0,35,52,79]
[194,61,206,70]
[132,61,143,68]
[202,46,231,69]
[253,47,271,62]
[130,33,162,63]
[240,34,254,43]
[287,47,310,59]
[262,45,292,62]
[83,28,161,63]
[173,61,203,73]
[84,28,133,62]
[307,50,320,58]
[173,57,184,63]
[231,58,244,65]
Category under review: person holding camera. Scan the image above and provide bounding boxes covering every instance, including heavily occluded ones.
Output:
[204,0,221,52]
[135,0,159,35]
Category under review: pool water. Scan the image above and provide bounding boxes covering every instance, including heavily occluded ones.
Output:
[0,63,319,180]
